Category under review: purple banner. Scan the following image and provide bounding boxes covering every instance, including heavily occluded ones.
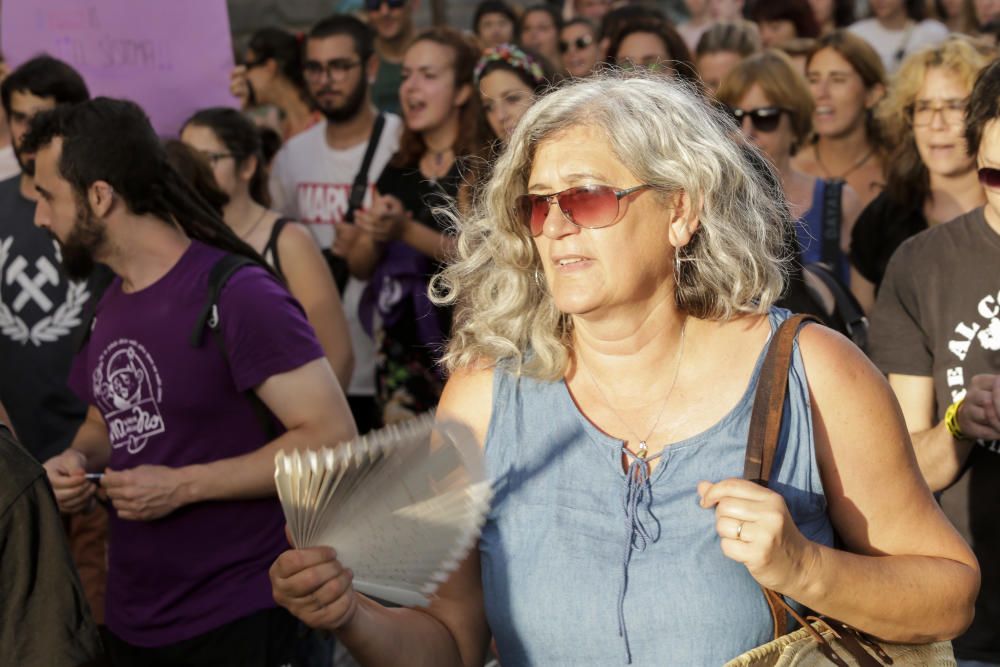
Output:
[1,0,236,136]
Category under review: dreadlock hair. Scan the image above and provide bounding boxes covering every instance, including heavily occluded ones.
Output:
[23,97,271,273]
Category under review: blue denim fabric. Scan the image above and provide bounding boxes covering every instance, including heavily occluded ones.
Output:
[479,308,835,666]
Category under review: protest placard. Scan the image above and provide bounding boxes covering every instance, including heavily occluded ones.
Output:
[1,0,236,136]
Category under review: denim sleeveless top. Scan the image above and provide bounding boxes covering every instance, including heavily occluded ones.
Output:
[479,308,835,666]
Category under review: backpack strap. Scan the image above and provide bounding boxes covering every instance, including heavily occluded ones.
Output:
[189,254,279,440]
[820,179,844,267]
[803,263,869,351]
[344,113,386,224]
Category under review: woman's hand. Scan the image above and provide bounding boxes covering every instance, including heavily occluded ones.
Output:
[355,193,412,244]
[270,541,359,633]
[698,478,818,593]
[230,65,253,109]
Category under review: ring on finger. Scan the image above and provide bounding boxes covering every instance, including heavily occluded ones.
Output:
[735,521,744,541]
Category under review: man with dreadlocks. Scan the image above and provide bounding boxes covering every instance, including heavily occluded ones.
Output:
[31,98,357,667]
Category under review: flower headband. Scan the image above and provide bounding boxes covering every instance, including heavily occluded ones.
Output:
[474,43,547,87]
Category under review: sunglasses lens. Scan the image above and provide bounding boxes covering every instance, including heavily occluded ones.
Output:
[979,167,1000,189]
[517,195,547,236]
[560,186,618,229]
[751,112,781,133]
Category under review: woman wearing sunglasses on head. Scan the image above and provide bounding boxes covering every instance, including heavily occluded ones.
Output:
[269,70,978,666]
[340,27,489,425]
[849,37,992,313]
[793,31,887,209]
[717,50,863,287]
[560,18,601,79]
[229,28,321,141]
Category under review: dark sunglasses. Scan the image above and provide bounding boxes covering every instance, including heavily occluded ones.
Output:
[365,0,407,9]
[516,184,650,237]
[978,167,1000,189]
[728,106,787,133]
[559,34,593,54]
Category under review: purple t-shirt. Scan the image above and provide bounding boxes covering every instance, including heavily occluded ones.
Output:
[69,240,324,646]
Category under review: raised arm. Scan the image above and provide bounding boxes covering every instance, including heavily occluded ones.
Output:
[270,366,496,667]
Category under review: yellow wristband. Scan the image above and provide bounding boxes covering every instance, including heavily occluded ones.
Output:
[945,399,969,441]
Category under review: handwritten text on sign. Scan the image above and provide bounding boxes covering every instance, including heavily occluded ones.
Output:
[2,0,236,136]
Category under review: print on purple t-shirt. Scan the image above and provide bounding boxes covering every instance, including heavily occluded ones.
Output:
[69,241,324,647]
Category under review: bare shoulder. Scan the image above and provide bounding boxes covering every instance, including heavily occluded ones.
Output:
[791,146,820,176]
[275,220,321,256]
[796,323,890,409]
[840,182,864,225]
[437,365,497,449]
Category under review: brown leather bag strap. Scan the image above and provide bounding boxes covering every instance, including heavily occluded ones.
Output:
[743,313,821,485]
[744,314,819,639]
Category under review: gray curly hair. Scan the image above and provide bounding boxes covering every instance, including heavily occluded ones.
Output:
[432,71,792,381]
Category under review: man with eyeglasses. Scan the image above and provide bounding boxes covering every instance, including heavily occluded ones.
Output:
[869,58,1000,667]
[270,14,402,436]
[365,0,418,114]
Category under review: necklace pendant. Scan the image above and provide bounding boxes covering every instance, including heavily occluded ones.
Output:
[637,441,648,459]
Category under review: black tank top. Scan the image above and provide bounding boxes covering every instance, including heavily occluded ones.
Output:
[262,217,292,281]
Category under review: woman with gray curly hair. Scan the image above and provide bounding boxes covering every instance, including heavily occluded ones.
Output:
[269,72,978,665]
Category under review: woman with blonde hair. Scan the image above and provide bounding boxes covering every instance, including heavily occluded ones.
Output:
[794,30,888,207]
[717,49,862,284]
[268,71,978,665]
[850,36,993,311]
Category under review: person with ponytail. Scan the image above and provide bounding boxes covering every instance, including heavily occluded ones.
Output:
[180,107,354,390]
[30,97,356,667]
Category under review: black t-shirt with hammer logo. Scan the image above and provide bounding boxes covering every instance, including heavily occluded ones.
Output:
[869,205,1000,662]
[0,175,102,461]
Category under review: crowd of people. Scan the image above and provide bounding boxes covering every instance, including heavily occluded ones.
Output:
[0,0,999,666]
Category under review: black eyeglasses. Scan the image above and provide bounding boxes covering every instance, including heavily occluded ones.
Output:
[243,57,267,70]
[979,167,1000,189]
[728,106,788,133]
[365,0,407,9]
[303,59,363,81]
[199,151,236,165]
[907,98,967,127]
[516,184,650,237]
[559,35,593,54]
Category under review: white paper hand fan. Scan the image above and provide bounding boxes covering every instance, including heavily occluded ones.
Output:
[273,413,492,607]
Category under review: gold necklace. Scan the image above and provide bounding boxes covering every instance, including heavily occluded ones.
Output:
[815,142,874,181]
[580,319,688,460]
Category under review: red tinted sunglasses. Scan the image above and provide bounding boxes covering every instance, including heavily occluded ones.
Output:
[516,184,650,237]
[979,167,1000,189]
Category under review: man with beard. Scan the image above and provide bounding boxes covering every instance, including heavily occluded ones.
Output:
[366,0,418,113]
[32,97,356,667]
[0,55,110,637]
[270,14,402,435]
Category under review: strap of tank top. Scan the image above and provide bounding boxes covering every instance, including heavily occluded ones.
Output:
[742,313,821,639]
[263,217,292,281]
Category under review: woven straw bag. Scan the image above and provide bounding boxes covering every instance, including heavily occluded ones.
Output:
[724,315,957,667]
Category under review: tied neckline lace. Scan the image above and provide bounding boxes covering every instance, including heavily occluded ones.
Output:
[578,319,686,664]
